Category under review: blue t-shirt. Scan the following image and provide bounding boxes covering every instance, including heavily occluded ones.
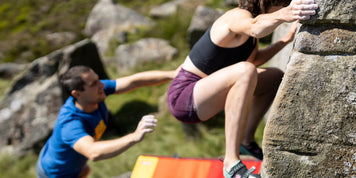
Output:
[40,79,116,178]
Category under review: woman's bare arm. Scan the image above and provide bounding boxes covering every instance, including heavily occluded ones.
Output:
[228,0,317,39]
[248,21,299,66]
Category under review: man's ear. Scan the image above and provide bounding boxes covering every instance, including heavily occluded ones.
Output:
[71,90,81,99]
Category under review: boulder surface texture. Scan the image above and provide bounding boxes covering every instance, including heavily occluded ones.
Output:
[262,0,356,177]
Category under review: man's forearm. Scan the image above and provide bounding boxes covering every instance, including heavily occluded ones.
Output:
[87,133,139,162]
[87,115,156,161]
[74,116,156,162]
[115,70,175,94]
[132,70,175,86]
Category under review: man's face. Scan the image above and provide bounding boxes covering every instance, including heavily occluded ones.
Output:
[77,69,106,104]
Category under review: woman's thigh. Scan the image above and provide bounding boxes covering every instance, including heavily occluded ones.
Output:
[193,62,257,121]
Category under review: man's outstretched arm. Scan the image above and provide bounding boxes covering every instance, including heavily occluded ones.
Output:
[114,69,178,94]
[73,115,157,162]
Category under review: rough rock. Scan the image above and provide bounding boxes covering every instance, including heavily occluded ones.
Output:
[45,31,77,47]
[295,25,355,55]
[0,63,27,79]
[186,6,224,48]
[91,25,129,60]
[262,0,356,177]
[150,0,187,19]
[114,38,177,71]
[305,0,356,25]
[84,0,153,36]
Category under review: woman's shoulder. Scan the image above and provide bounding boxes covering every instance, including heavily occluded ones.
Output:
[224,8,253,18]
[212,8,254,39]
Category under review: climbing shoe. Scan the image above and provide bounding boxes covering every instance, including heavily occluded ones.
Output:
[223,160,261,178]
[240,141,263,160]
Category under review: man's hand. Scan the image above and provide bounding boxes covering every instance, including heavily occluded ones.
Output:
[284,0,318,22]
[133,115,157,142]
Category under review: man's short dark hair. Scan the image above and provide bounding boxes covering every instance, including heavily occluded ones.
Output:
[59,65,91,96]
[239,0,291,17]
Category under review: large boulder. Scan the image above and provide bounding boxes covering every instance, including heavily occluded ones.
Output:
[186,6,224,48]
[0,53,63,156]
[0,39,108,156]
[114,38,177,71]
[84,0,153,36]
[0,63,27,79]
[85,0,155,63]
[262,0,356,177]
[149,0,187,19]
[45,31,77,48]
[91,25,129,60]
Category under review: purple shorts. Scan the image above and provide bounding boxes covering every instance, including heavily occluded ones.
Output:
[167,68,202,124]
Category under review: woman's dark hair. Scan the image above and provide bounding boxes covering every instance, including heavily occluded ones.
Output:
[59,65,91,96]
[238,0,291,17]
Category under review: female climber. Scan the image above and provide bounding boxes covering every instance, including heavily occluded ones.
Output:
[167,0,318,177]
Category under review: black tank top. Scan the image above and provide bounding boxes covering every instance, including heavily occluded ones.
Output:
[189,26,256,75]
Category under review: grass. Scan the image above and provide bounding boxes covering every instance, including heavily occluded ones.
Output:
[0,153,37,178]
[0,79,11,100]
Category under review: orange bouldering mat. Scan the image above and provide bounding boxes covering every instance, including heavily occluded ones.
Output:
[131,155,261,178]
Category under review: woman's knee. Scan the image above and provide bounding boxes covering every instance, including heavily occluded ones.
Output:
[233,62,258,81]
[217,62,257,87]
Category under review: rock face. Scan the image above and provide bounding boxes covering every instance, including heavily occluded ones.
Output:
[262,0,356,177]
[0,39,108,156]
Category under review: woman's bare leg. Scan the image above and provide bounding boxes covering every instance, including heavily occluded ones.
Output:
[223,65,257,170]
[242,67,284,145]
[192,62,258,171]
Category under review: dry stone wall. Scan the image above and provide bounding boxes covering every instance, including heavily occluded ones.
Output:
[262,0,356,177]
